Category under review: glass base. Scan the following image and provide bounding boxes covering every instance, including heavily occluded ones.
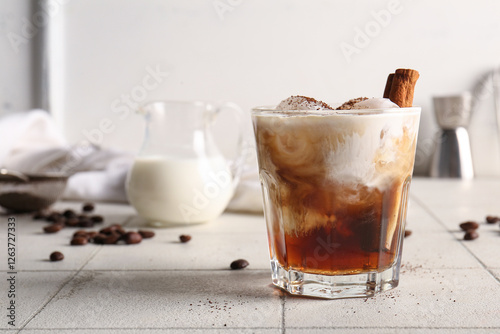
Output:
[270,259,400,299]
[146,219,206,228]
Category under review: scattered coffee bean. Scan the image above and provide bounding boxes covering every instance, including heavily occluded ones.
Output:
[50,251,64,262]
[123,231,142,244]
[179,234,191,243]
[33,212,46,220]
[44,224,63,234]
[404,230,412,238]
[46,212,62,222]
[138,230,155,239]
[230,259,249,270]
[87,231,98,240]
[65,217,80,227]
[92,228,153,245]
[100,224,124,235]
[486,216,500,224]
[99,226,114,235]
[115,226,126,235]
[37,204,155,250]
[71,236,88,245]
[464,230,479,241]
[63,209,77,219]
[73,230,89,239]
[78,219,94,228]
[55,217,67,226]
[93,233,108,244]
[82,203,95,212]
[459,221,479,231]
[90,215,104,223]
[103,233,121,244]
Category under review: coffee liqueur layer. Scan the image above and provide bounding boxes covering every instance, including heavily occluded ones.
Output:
[253,109,420,275]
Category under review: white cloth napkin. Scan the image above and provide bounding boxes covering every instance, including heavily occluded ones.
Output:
[0,110,135,202]
[0,110,264,212]
[0,109,67,168]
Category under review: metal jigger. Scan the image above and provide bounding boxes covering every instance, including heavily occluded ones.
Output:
[430,93,474,179]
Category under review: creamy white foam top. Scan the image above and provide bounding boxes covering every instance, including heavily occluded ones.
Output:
[254,112,419,190]
[277,96,332,110]
[352,98,399,109]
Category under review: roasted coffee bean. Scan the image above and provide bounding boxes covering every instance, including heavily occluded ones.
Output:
[46,212,62,222]
[486,216,500,224]
[44,224,63,234]
[99,226,114,235]
[73,230,89,239]
[50,251,64,262]
[100,225,117,235]
[103,233,121,244]
[100,224,125,235]
[115,226,126,235]
[90,215,104,223]
[460,221,479,231]
[71,236,88,245]
[93,233,108,244]
[78,219,94,228]
[65,217,80,227]
[404,229,412,238]
[179,234,191,243]
[82,202,95,212]
[78,214,88,220]
[87,231,98,240]
[33,212,46,220]
[123,231,142,244]
[63,209,77,219]
[464,230,479,241]
[138,230,155,239]
[54,217,67,225]
[230,259,249,270]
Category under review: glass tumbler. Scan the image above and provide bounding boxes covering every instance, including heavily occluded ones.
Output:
[252,106,421,299]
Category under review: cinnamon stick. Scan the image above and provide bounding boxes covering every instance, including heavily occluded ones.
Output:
[388,69,419,108]
[383,73,394,98]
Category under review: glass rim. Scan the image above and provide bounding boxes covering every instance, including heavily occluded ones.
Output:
[251,105,421,116]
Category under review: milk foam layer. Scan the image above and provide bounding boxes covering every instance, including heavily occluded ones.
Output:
[277,96,332,110]
[352,98,399,109]
[253,110,420,236]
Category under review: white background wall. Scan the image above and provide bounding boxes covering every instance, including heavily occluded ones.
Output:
[2,0,500,176]
[0,0,35,112]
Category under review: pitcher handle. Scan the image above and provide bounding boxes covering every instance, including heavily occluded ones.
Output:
[215,102,249,193]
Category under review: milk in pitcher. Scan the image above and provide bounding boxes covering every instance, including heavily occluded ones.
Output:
[127,155,234,224]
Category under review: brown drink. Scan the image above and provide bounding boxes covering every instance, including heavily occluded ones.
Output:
[253,106,420,299]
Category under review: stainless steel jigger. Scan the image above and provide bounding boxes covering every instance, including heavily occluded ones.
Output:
[430,93,474,179]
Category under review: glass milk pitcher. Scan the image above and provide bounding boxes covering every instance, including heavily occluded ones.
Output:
[126,101,246,226]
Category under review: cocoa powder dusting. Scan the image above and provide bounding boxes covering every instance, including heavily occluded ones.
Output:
[336,97,368,110]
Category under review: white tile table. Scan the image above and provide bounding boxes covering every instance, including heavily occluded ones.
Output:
[1,177,500,333]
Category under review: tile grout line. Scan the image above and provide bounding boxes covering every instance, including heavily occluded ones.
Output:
[0,268,274,273]
[286,326,500,330]
[15,245,104,333]
[280,292,286,334]
[12,326,500,331]
[15,327,283,331]
[119,215,136,228]
[410,194,500,285]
